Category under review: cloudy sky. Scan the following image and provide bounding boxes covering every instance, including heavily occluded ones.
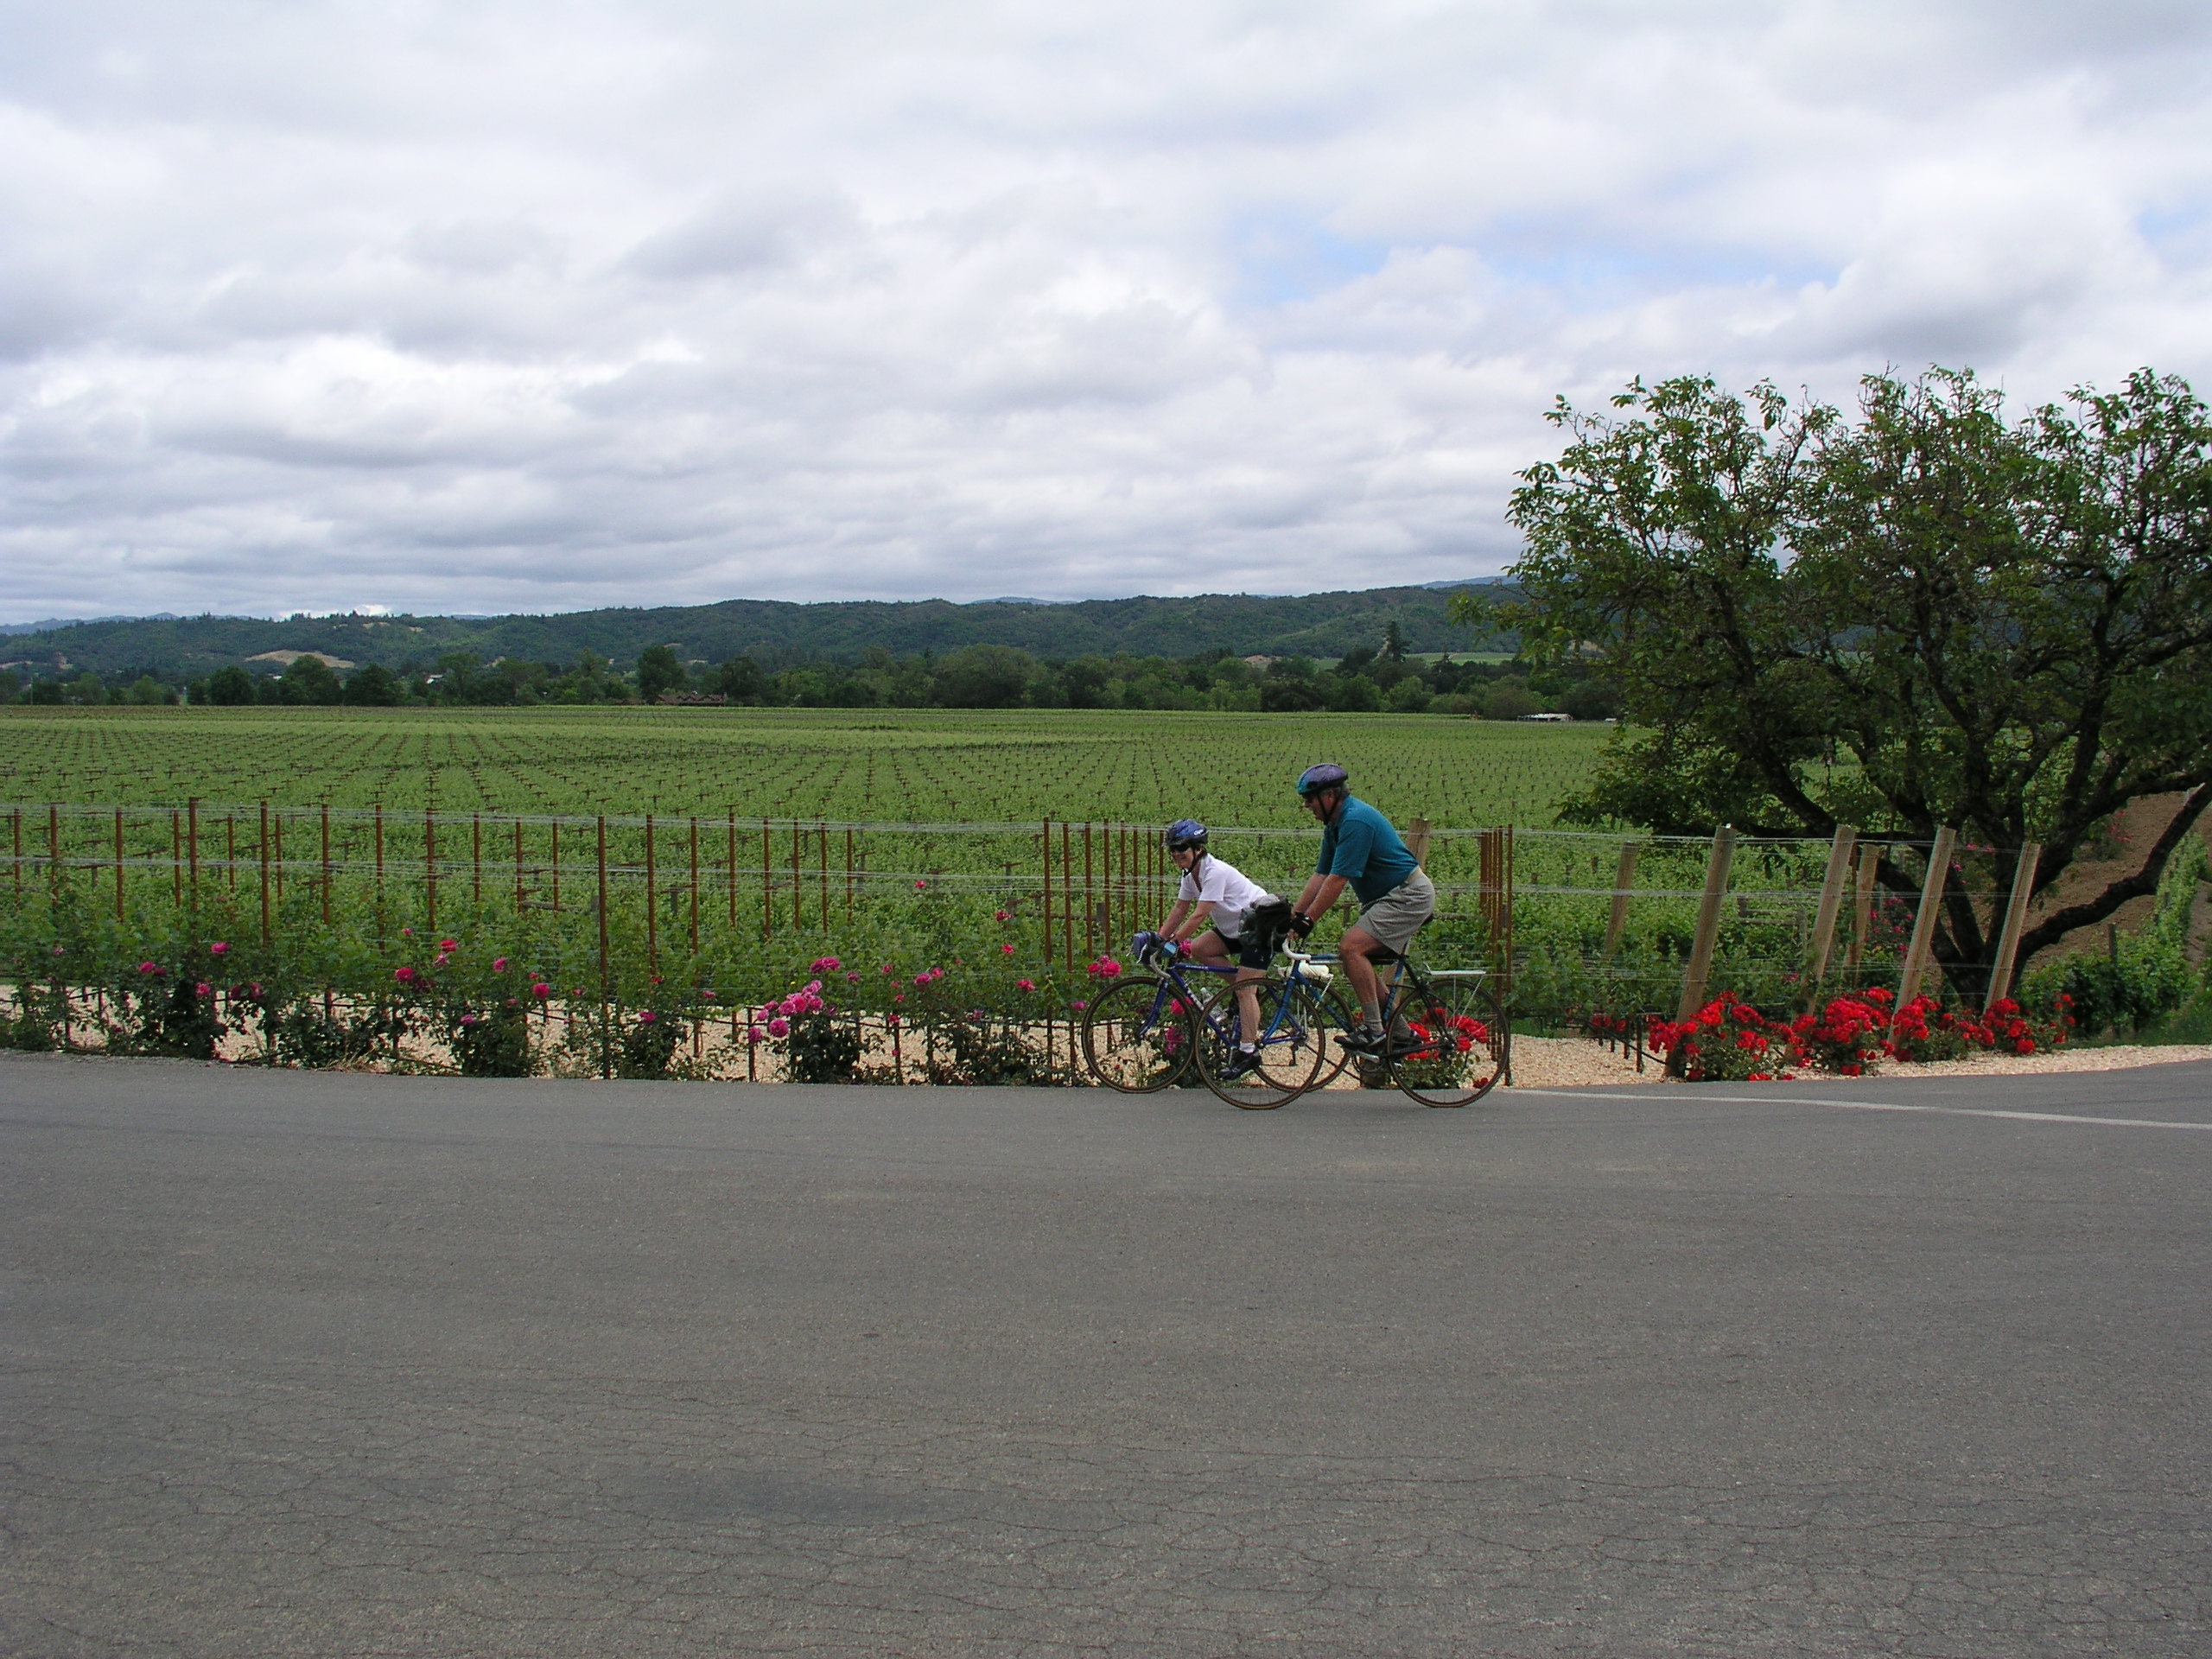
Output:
[3,0,2208,621]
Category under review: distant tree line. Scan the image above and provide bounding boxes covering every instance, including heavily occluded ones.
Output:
[0,626,1619,719]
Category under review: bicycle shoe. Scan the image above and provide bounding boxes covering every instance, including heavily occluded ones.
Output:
[1338,1028,1385,1057]
[1218,1046,1262,1081]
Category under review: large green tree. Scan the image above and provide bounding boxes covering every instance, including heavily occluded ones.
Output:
[1463,366,2212,983]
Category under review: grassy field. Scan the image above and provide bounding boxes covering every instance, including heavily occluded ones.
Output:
[2,706,1613,828]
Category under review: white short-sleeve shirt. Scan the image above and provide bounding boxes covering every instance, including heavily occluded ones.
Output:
[1176,855,1274,935]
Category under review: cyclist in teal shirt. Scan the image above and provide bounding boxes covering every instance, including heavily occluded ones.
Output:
[1287,762,1437,1056]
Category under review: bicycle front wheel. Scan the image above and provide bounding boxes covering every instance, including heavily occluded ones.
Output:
[1387,976,1507,1107]
[1194,980,1330,1109]
[1080,975,1198,1093]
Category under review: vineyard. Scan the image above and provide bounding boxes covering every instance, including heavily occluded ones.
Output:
[0,706,2102,1083]
[0,706,1611,826]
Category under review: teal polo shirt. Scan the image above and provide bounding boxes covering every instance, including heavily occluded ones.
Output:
[1315,796,1419,906]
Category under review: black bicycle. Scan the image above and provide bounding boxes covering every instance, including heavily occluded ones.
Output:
[1254,947,1509,1107]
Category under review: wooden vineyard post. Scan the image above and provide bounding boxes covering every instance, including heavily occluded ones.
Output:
[1896,826,1958,1007]
[1603,842,1639,957]
[845,828,855,918]
[728,812,739,930]
[818,823,829,931]
[760,819,772,941]
[1802,824,1859,1004]
[550,820,561,912]
[258,802,272,947]
[188,798,200,907]
[645,814,658,972]
[45,804,60,898]
[10,807,21,893]
[113,809,125,921]
[1039,818,1053,1071]
[372,804,384,943]
[513,819,525,914]
[595,815,611,1078]
[689,818,701,957]
[1503,826,1515,1082]
[1083,823,1095,965]
[1404,816,1433,869]
[226,816,236,893]
[1112,823,1123,950]
[1847,842,1878,970]
[790,820,803,931]
[1984,842,2042,1012]
[1061,821,1074,985]
[170,810,181,906]
[321,805,332,925]
[472,814,481,906]
[424,807,436,933]
[1675,825,1736,1025]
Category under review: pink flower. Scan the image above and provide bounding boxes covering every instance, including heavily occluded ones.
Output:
[880,963,896,975]
[531,982,550,999]
[1016,979,1035,991]
[700,988,717,1001]
[1072,1000,1088,1011]
[995,910,1011,922]
[210,941,230,957]
[845,971,860,982]
[767,1017,789,1038]
[194,981,212,998]
[638,1010,657,1024]
[914,879,928,889]
[810,956,841,973]
[746,1026,766,1044]
[439,938,458,952]
[138,961,158,975]
[492,957,509,972]
[1001,943,1015,956]
[395,966,417,984]
[402,926,414,937]
[915,974,931,986]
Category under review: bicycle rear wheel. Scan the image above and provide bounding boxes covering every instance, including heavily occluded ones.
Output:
[1080,975,1197,1092]
[1195,980,1330,1109]
[1387,976,1507,1106]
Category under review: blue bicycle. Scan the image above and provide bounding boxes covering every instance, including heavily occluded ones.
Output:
[1079,939,1335,1108]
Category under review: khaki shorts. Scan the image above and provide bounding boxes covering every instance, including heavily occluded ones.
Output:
[1351,868,1436,957]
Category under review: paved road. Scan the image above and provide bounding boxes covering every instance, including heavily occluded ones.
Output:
[4,1054,2210,1657]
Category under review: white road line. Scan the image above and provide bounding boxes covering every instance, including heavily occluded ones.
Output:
[1514,1089,2212,1132]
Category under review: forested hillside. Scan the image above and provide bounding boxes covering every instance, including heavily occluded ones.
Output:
[3,583,1512,683]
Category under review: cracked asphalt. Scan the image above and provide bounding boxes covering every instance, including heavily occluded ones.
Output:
[3,1053,2209,1657]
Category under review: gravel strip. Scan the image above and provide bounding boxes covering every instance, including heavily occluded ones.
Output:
[1506,1035,2212,1088]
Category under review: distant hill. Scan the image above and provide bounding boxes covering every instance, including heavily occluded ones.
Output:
[1,583,1517,680]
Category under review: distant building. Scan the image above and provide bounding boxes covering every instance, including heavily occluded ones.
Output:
[1517,711,1572,721]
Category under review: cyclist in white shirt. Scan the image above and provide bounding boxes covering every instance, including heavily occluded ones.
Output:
[1137,819,1294,1080]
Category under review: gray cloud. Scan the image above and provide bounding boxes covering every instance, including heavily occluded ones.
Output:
[1,0,2208,620]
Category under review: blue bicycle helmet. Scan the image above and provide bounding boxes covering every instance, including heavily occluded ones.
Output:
[1294,763,1349,798]
[1163,818,1208,851]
